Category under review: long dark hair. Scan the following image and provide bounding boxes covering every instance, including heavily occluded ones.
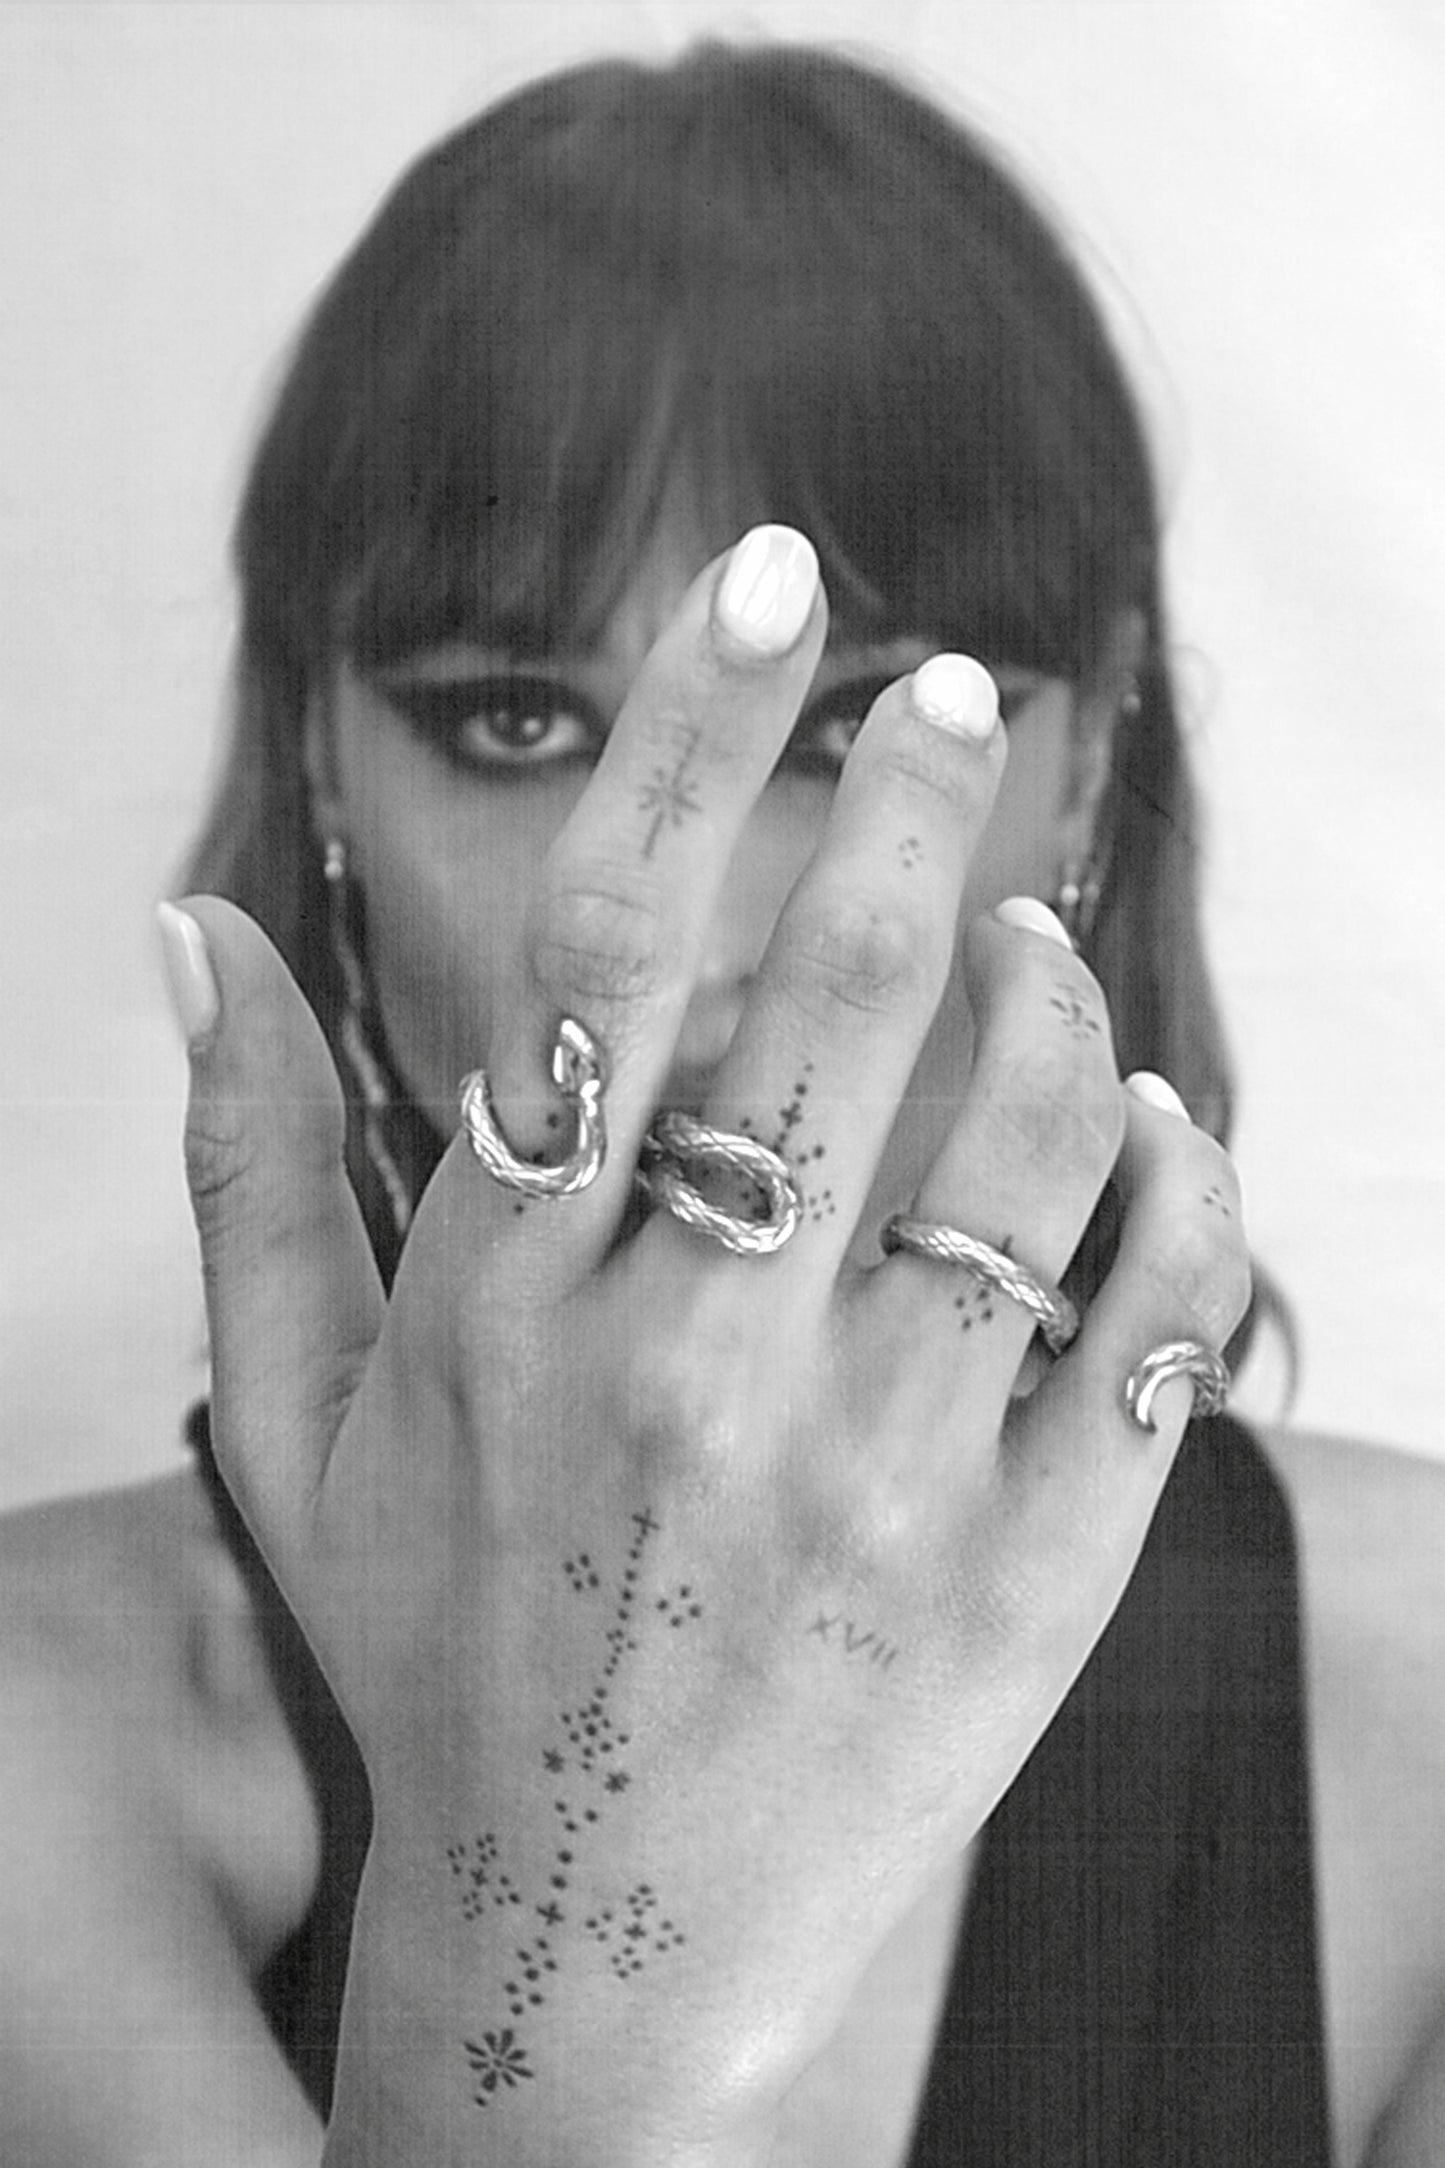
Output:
[185,41,1271,1363]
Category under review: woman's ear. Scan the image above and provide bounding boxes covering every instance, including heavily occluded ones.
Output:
[1057,606,1148,867]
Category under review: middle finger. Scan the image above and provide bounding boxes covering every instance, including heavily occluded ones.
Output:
[663,653,1007,1290]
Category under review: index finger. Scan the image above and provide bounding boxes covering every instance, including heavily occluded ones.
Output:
[414,524,827,1289]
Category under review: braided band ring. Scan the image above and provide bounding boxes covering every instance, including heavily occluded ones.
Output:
[639,1112,802,1257]
[880,1214,1080,1354]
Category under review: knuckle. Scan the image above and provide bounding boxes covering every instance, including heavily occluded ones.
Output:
[868,723,986,818]
[783,893,934,1027]
[626,1310,748,1478]
[183,1098,259,1224]
[528,867,674,1011]
[989,1041,1125,1177]
[183,1089,346,1250]
[1148,1196,1253,1342]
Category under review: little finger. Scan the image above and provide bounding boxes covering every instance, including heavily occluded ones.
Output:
[999,1075,1249,1568]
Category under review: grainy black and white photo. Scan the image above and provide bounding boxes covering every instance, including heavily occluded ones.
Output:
[2,5,1443,2162]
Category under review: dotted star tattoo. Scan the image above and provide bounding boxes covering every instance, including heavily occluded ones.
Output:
[737,1062,836,1224]
[637,728,704,857]
[446,1506,702,2106]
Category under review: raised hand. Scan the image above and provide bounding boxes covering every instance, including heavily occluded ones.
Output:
[162,526,1249,2166]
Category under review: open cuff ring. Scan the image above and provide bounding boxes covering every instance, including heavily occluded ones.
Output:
[459,1016,608,1198]
[880,1214,1080,1354]
[1123,1340,1231,1434]
[638,1112,802,1256]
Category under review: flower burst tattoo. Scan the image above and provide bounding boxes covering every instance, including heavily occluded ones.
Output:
[465,2027,535,2101]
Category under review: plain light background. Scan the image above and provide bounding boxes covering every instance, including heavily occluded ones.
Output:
[2,0,1442,1508]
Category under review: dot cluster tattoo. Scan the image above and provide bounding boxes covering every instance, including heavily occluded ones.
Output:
[508,1117,565,1214]
[585,1885,686,1979]
[738,1062,836,1225]
[898,833,924,871]
[953,1280,998,1332]
[1203,1182,1233,1218]
[447,1507,697,2107]
[947,1235,1013,1335]
[1049,985,1103,1039]
[447,1831,525,1923]
[655,1584,703,1628]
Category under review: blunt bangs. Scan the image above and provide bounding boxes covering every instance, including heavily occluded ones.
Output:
[206,40,1278,1370]
[237,45,1156,696]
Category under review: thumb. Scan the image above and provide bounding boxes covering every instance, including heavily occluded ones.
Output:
[159,896,383,1574]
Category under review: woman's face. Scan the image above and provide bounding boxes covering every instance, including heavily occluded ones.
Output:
[316,506,1124,1257]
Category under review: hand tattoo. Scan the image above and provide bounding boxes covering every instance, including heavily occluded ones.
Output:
[448,1506,698,2106]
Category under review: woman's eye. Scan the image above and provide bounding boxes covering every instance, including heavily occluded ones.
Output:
[784,677,893,776]
[785,669,1029,777]
[379,675,603,773]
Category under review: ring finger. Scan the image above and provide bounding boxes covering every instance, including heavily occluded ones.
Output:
[864,902,1125,1403]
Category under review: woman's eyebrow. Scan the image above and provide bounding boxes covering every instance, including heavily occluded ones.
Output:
[373,630,1050,699]
[814,634,1047,688]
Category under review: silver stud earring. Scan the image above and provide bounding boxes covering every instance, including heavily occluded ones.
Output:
[1056,859,1103,949]
[324,836,413,1240]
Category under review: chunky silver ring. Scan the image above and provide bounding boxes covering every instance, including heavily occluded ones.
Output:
[1124,1339,1231,1435]
[638,1112,802,1257]
[459,1017,608,1198]
[880,1214,1081,1354]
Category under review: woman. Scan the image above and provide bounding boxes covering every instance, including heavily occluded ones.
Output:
[2,40,1443,2167]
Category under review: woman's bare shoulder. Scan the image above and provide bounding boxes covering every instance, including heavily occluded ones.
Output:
[1258,1421,1445,1691]
[0,1462,321,1964]
[1258,1423,1445,2166]
[0,1461,299,1708]
[1258,1420,1445,1869]
[1,1462,248,1670]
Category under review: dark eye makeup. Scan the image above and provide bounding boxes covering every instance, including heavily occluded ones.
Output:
[378,674,605,772]
[375,667,1032,783]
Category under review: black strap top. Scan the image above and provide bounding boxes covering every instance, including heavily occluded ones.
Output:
[906,1412,1331,2164]
[191,1407,1331,2158]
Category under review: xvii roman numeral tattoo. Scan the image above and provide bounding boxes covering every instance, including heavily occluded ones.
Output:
[807,1611,901,1670]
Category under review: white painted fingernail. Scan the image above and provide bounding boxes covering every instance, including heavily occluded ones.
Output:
[993,896,1072,949]
[909,654,999,741]
[157,901,220,1047]
[714,525,819,656]
[1125,1070,1191,1121]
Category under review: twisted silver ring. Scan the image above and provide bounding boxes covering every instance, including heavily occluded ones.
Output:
[1124,1340,1231,1435]
[639,1112,802,1257]
[459,1017,608,1198]
[880,1214,1080,1354]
